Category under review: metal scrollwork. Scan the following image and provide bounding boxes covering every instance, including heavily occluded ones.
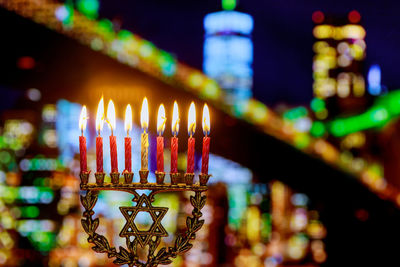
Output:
[80,183,208,267]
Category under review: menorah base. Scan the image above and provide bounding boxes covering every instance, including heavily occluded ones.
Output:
[80,176,209,267]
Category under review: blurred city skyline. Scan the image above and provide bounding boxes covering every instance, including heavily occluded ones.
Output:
[1,1,400,266]
[99,0,400,106]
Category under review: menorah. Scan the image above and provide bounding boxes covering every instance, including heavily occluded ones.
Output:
[79,171,211,266]
[78,98,211,266]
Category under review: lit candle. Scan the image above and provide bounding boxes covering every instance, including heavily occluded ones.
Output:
[171,101,179,173]
[140,97,149,170]
[79,105,88,173]
[187,102,196,174]
[96,98,104,173]
[156,104,166,172]
[201,104,210,174]
[124,104,132,172]
[107,100,118,173]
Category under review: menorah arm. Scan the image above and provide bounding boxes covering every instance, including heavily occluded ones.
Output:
[81,182,208,195]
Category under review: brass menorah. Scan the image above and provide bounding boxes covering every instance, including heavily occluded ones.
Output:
[79,171,211,266]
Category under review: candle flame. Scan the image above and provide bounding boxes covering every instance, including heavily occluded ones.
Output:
[172,101,179,136]
[202,104,210,136]
[106,99,116,132]
[188,102,196,136]
[141,97,149,132]
[79,105,87,132]
[96,97,104,133]
[125,104,132,133]
[157,104,166,136]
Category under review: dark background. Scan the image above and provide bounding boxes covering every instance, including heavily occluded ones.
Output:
[2,1,400,266]
[97,0,400,106]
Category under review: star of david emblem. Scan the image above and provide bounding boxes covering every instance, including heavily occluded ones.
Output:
[119,194,168,247]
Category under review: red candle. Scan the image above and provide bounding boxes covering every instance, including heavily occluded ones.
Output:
[171,101,179,173]
[79,105,88,172]
[96,98,104,173]
[201,136,210,174]
[201,104,211,174]
[187,137,195,173]
[125,137,132,172]
[107,100,118,173]
[110,135,118,173]
[96,136,103,173]
[124,104,132,172]
[156,104,166,173]
[157,136,164,172]
[171,137,178,173]
[187,102,196,174]
[79,135,87,172]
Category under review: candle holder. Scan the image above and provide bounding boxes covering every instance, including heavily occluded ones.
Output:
[110,172,120,184]
[139,169,149,184]
[80,171,90,185]
[80,170,211,267]
[184,173,195,185]
[155,171,165,184]
[170,173,181,185]
[199,173,211,186]
[123,171,134,184]
[95,172,105,185]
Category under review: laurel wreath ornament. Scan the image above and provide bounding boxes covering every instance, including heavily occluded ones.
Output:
[80,190,207,266]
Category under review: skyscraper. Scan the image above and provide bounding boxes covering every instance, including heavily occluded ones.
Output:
[312,10,367,119]
[203,0,254,112]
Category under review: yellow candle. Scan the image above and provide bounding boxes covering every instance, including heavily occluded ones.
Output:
[141,132,148,170]
[140,97,149,170]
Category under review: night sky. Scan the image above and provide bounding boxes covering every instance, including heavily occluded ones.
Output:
[99,0,400,107]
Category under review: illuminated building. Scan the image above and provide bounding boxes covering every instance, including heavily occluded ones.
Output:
[228,181,327,266]
[312,10,367,119]
[203,0,254,113]
[0,105,64,265]
[368,64,386,96]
